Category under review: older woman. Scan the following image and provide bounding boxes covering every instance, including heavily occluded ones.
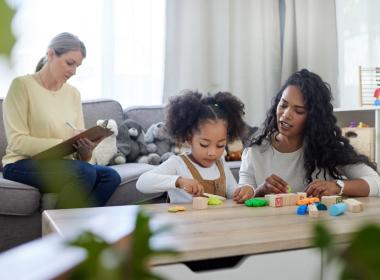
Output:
[2,32,120,208]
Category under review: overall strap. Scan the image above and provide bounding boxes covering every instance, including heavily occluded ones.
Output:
[180,154,204,181]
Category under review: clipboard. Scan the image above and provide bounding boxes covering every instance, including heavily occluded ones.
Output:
[32,126,113,160]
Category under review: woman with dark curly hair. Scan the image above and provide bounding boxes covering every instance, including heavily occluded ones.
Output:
[239,69,380,198]
[137,90,254,203]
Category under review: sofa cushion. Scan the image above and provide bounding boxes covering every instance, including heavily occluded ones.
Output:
[82,99,124,128]
[0,173,40,215]
[107,163,164,205]
[124,105,165,131]
[0,99,6,170]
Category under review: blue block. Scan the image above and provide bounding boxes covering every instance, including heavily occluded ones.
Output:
[329,203,347,216]
[297,205,308,215]
[314,202,327,211]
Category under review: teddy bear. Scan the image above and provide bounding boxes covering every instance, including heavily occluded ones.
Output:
[116,118,148,163]
[89,119,118,166]
[225,124,258,161]
[144,122,176,163]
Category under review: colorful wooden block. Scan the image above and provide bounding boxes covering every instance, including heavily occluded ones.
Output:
[296,197,320,205]
[192,197,208,210]
[275,195,283,207]
[297,192,307,201]
[297,205,308,215]
[344,198,364,213]
[329,202,347,216]
[266,193,299,207]
[321,195,342,206]
[308,204,319,217]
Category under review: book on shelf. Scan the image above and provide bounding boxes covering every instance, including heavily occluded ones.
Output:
[32,126,113,160]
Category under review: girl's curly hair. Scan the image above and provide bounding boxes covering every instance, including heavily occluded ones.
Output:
[165,90,246,143]
[250,69,376,183]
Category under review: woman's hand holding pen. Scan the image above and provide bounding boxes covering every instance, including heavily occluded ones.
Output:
[66,121,84,136]
[176,177,204,197]
[255,174,288,196]
[73,138,96,162]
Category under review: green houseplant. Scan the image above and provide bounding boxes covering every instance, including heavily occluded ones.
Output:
[68,209,177,280]
[313,222,380,280]
[0,0,15,58]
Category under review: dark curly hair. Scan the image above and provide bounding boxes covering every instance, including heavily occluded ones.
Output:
[250,69,376,183]
[165,90,246,143]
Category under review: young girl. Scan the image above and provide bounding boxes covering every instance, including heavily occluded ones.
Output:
[239,69,380,197]
[137,90,254,203]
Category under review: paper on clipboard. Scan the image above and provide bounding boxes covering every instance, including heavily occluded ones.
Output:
[32,126,113,160]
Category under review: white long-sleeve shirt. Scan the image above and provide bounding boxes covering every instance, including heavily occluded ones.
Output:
[137,154,238,203]
[239,142,380,196]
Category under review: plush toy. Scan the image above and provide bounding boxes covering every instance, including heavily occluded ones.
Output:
[110,151,127,165]
[174,141,191,155]
[116,119,148,163]
[137,153,161,165]
[89,119,118,166]
[241,124,258,147]
[144,122,175,163]
[225,139,244,161]
[225,124,258,161]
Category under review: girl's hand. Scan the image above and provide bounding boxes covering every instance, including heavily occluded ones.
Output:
[73,137,96,162]
[176,177,204,197]
[305,179,340,197]
[256,174,288,196]
[233,185,254,203]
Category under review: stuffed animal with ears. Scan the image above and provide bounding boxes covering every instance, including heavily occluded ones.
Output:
[143,122,175,163]
[116,118,149,163]
[89,119,118,166]
[225,123,258,161]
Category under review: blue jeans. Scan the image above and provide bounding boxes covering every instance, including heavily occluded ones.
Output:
[3,159,121,208]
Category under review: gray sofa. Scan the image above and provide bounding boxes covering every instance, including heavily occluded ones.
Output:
[0,98,241,252]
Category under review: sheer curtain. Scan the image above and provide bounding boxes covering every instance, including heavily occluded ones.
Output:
[281,0,338,98]
[164,0,338,125]
[0,0,166,108]
[164,0,282,126]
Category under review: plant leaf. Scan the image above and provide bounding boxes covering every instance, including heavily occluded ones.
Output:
[340,224,380,280]
[0,0,16,57]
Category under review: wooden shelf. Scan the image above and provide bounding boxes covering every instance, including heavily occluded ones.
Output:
[334,108,379,164]
[334,106,380,112]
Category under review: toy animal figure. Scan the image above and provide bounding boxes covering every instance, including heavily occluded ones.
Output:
[89,119,118,166]
[225,139,243,161]
[144,122,175,163]
[117,119,148,162]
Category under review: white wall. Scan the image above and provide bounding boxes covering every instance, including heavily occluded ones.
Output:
[336,0,380,108]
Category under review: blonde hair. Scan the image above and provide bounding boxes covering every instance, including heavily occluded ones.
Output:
[35,32,86,72]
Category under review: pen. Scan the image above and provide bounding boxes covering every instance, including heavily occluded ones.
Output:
[66,121,78,130]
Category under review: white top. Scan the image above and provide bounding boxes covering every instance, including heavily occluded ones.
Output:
[239,142,380,196]
[136,154,238,203]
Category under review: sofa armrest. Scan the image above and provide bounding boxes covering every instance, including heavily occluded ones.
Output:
[0,175,40,215]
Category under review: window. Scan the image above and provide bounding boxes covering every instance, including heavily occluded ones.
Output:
[0,0,166,107]
[336,0,380,107]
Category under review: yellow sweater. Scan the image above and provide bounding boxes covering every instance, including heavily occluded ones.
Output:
[2,74,85,167]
